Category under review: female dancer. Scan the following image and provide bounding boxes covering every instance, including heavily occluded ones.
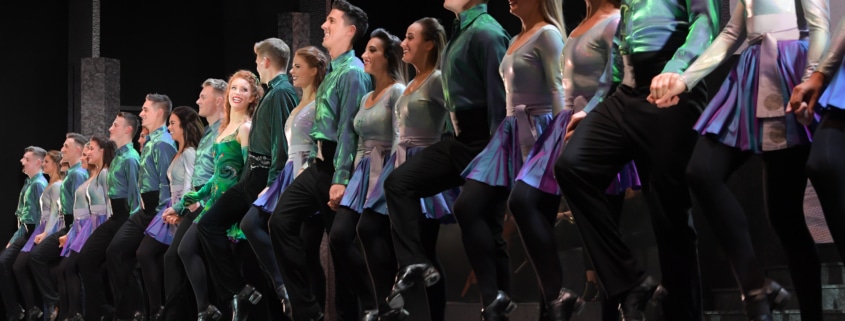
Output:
[245,45,329,316]
[180,70,261,320]
[449,0,563,317]
[506,0,626,319]
[138,106,203,319]
[58,136,116,320]
[651,0,830,319]
[791,15,845,276]
[15,150,64,320]
[328,27,406,320]
[366,17,453,321]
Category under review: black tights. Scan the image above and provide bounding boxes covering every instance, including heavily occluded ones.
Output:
[686,135,820,319]
[806,109,845,262]
[57,252,82,316]
[300,214,327,308]
[137,235,168,316]
[179,224,210,311]
[329,207,377,311]
[357,210,446,320]
[452,180,509,306]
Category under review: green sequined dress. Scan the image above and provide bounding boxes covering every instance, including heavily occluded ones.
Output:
[191,130,247,241]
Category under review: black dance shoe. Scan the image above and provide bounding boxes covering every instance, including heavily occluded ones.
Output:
[387,263,440,310]
[68,313,84,321]
[619,276,668,321]
[9,305,24,321]
[361,309,379,321]
[197,305,222,321]
[25,307,42,321]
[480,291,517,321]
[742,278,791,321]
[150,306,164,321]
[762,278,790,311]
[231,284,262,321]
[548,288,585,321]
[132,311,146,321]
[276,284,293,319]
[379,308,409,321]
[582,280,600,301]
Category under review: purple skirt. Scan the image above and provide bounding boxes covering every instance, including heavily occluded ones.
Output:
[517,110,641,195]
[463,114,553,188]
[819,56,845,111]
[62,215,108,257]
[21,223,46,253]
[341,153,389,213]
[693,40,813,153]
[144,200,176,245]
[364,148,458,223]
[253,160,295,213]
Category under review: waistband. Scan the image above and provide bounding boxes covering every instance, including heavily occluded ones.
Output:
[361,140,392,155]
[248,152,271,170]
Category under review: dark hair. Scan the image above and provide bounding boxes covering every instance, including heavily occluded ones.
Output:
[332,0,369,44]
[24,146,47,160]
[171,106,204,150]
[66,132,89,148]
[369,28,407,83]
[88,135,117,169]
[255,38,292,70]
[414,17,447,68]
[223,70,264,129]
[46,150,65,180]
[117,111,141,138]
[295,46,330,88]
[145,93,173,119]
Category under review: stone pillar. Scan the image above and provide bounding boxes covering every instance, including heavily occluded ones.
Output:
[80,57,121,136]
[278,12,311,53]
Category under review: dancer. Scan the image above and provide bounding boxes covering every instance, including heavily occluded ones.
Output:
[326,27,406,320]
[107,94,177,320]
[15,150,63,321]
[28,133,89,321]
[791,15,845,278]
[0,146,47,321]
[138,106,203,319]
[553,0,720,319]
[180,70,261,320]
[383,0,509,319]
[245,46,329,317]
[159,78,225,321]
[76,112,142,320]
[58,135,116,320]
[194,38,298,321]
[652,0,830,319]
[268,1,372,320]
[364,17,453,321]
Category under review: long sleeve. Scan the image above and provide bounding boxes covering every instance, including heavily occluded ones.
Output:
[583,17,622,114]
[534,28,566,115]
[817,16,845,78]
[181,149,196,202]
[471,28,509,134]
[123,156,141,214]
[680,3,748,89]
[800,0,831,80]
[153,141,177,212]
[332,68,370,185]
[661,0,720,75]
[265,86,298,187]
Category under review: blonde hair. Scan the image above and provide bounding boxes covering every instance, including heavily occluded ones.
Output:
[540,0,565,36]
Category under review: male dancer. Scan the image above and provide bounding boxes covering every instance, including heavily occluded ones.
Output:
[0,146,47,321]
[75,112,142,320]
[268,1,372,320]
[195,37,298,321]
[381,0,508,318]
[553,0,718,320]
[29,133,89,321]
[107,94,176,320]
[160,78,225,320]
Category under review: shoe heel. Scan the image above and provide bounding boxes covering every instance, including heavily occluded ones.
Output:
[650,285,668,306]
[210,310,222,321]
[388,292,406,310]
[248,291,263,305]
[769,288,790,311]
[573,298,586,315]
[504,301,517,314]
[423,267,440,287]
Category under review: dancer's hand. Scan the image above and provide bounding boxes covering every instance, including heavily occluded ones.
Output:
[328,184,346,211]
[34,232,47,244]
[162,208,177,224]
[565,111,587,142]
[789,72,825,125]
[648,73,684,107]
[58,235,68,248]
[182,192,200,205]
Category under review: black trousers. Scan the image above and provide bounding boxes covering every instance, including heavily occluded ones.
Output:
[107,192,159,318]
[269,141,357,321]
[197,165,267,300]
[13,250,37,311]
[57,251,82,316]
[0,227,32,318]
[29,229,66,307]
[77,198,129,320]
[179,223,212,311]
[687,136,820,320]
[241,206,286,297]
[137,235,168,317]
[807,109,845,263]
[162,206,200,321]
[554,52,704,321]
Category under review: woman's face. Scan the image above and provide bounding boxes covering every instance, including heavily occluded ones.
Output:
[167,113,183,142]
[362,37,388,76]
[290,54,318,89]
[401,22,430,66]
[86,141,103,166]
[42,155,57,176]
[228,77,256,111]
[80,145,90,168]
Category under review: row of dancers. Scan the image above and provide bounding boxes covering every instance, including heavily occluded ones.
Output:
[4,0,845,320]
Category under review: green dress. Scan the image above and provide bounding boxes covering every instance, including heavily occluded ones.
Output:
[190,130,247,241]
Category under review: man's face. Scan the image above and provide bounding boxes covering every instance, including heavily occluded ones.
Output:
[321,9,354,51]
[139,99,163,130]
[196,86,220,118]
[60,138,81,162]
[109,116,130,141]
[20,151,42,176]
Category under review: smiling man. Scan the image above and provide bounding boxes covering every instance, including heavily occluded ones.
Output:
[268,1,372,320]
